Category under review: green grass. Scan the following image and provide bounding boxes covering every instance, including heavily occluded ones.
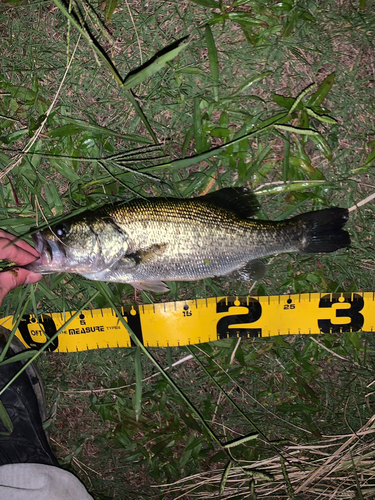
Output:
[0,0,375,498]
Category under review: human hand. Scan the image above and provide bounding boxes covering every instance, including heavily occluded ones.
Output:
[0,230,42,306]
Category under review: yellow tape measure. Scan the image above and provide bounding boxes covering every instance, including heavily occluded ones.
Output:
[0,292,369,353]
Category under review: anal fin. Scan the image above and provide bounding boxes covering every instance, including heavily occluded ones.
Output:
[130,281,170,293]
[226,259,266,282]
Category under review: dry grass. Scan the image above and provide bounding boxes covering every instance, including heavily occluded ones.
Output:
[163,414,375,499]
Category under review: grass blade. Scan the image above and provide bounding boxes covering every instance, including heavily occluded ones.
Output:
[219,461,232,495]
[94,282,223,447]
[193,97,204,153]
[105,0,118,24]
[205,25,219,101]
[283,131,290,182]
[52,0,158,143]
[186,346,265,445]
[280,455,295,500]
[52,0,123,86]
[254,180,328,195]
[0,400,13,435]
[123,90,159,144]
[0,350,38,365]
[190,0,219,6]
[223,433,259,449]
[133,345,142,422]
[0,291,100,397]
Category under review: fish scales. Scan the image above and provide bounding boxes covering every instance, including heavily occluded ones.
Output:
[104,199,290,282]
[25,189,351,292]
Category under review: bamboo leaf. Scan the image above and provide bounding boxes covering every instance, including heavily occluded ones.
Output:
[3,83,37,102]
[175,67,205,75]
[49,158,81,182]
[289,84,314,114]
[282,9,299,38]
[220,111,229,128]
[53,117,154,143]
[309,133,333,160]
[272,94,296,110]
[363,143,375,167]
[231,71,272,97]
[289,156,316,174]
[274,125,319,136]
[306,107,338,124]
[6,129,29,143]
[123,40,189,90]
[307,72,335,106]
[48,124,83,138]
[210,127,231,138]
[238,158,246,179]
[225,12,264,26]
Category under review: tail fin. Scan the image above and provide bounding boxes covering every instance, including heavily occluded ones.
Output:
[293,208,350,253]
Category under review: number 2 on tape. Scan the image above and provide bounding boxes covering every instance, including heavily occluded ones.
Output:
[216,297,262,339]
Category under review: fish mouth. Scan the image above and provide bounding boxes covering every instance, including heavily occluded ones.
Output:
[25,232,66,273]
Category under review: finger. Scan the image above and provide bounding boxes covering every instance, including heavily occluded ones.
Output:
[0,230,39,257]
[0,238,39,266]
[0,268,42,306]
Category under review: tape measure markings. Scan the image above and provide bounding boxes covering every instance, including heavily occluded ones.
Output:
[0,291,370,353]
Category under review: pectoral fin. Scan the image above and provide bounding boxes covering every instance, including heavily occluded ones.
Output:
[81,243,169,288]
[127,243,167,264]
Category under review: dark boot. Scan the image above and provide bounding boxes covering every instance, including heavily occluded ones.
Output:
[0,326,59,466]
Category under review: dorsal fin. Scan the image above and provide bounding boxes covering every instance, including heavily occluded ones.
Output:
[199,187,259,218]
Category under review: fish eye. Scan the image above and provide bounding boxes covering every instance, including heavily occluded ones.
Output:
[54,223,69,237]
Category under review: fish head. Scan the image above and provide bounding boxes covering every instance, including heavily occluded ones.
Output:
[26,215,128,275]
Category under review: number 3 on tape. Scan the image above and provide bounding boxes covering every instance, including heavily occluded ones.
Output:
[318,293,364,333]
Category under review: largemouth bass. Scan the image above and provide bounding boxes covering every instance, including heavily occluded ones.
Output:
[26,188,350,292]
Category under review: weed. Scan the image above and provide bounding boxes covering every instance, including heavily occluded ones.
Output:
[0,0,374,498]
